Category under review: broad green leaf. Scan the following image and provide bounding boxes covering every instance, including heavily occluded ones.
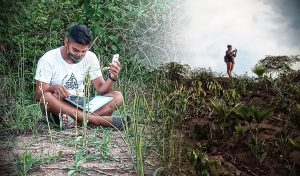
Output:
[51,19,60,29]
[111,45,117,51]
[68,169,76,175]
[95,27,105,36]
[108,36,118,42]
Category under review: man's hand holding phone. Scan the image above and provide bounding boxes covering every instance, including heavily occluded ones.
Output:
[109,54,121,81]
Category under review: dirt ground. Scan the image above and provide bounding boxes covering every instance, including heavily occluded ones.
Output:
[0,126,158,176]
[1,116,299,176]
[181,114,300,176]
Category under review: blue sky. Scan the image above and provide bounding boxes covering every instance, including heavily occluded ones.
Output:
[175,0,300,76]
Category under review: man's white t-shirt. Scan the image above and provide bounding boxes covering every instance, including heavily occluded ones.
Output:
[34,47,102,96]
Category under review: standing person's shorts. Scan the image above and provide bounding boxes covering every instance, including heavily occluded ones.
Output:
[224,56,235,64]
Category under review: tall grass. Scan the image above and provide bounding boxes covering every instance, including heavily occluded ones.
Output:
[114,61,195,174]
[0,37,41,133]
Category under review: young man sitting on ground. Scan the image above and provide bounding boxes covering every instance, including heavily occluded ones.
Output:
[34,24,128,129]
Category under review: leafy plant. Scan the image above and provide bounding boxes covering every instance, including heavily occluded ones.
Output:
[249,132,267,164]
[211,99,233,121]
[235,123,246,136]
[252,64,267,78]
[187,148,220,176]
[234,104,273,124]
[13,149,63,176]
[160,62,191,82]
[231,74,255,95]
[278,130,292,156]
[14,149,38,176]
[68,149,87,175]
[100,128,112,159]
[251,106,273,124]
[222,89,240,105]
[211,98,239,134]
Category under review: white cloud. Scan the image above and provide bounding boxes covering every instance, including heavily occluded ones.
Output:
[176,0,300,75]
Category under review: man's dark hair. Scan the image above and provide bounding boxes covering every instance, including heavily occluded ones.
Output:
[68,25,92,45]
[227,45,232,48]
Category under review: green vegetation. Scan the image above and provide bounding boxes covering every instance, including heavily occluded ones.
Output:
[14,149,62,176]
[1,0,300,175]
[67,149,87,175]
[187,147,220,176]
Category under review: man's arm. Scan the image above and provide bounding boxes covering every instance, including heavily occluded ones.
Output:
[35,81,70,102]
[92,60,121,95]
[92,76,115,95]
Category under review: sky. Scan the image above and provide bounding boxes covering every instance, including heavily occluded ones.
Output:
[176,0,300,76]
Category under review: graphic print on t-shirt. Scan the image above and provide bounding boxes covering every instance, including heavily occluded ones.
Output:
[64,73,79,89]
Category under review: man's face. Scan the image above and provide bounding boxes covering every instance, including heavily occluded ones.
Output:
[228,46,232,50]
[65,40,89,64]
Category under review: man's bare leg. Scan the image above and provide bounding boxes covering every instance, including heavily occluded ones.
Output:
[42,92,113,127]
[94,91,124,116]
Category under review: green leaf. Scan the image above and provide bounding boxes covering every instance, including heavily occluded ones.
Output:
[111,45,117,51]
[77,159,85,166]
[75,136,83,142]
[68,166,76,170]
[51,19,60,30]
[252,65,266,77]
[68,169,76,175]
[289,138,300,148]
[137,9,145,17]
[259,152,267,163]
[296,104,300,110]
[108,36,118,42]
[235,123,245,135]
[95,27,105,36]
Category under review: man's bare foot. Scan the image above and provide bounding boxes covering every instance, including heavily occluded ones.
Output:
[61,114,75,129]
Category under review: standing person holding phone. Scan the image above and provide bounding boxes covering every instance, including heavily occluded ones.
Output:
[34,24,129,130]
[224,45,237,78]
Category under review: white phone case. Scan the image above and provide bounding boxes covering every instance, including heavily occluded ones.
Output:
[112,54,119,62]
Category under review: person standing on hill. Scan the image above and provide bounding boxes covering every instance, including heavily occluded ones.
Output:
[34,24,129,130]
[224,45,237,78]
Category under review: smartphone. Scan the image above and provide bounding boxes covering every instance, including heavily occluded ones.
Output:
[112,54,119,63]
